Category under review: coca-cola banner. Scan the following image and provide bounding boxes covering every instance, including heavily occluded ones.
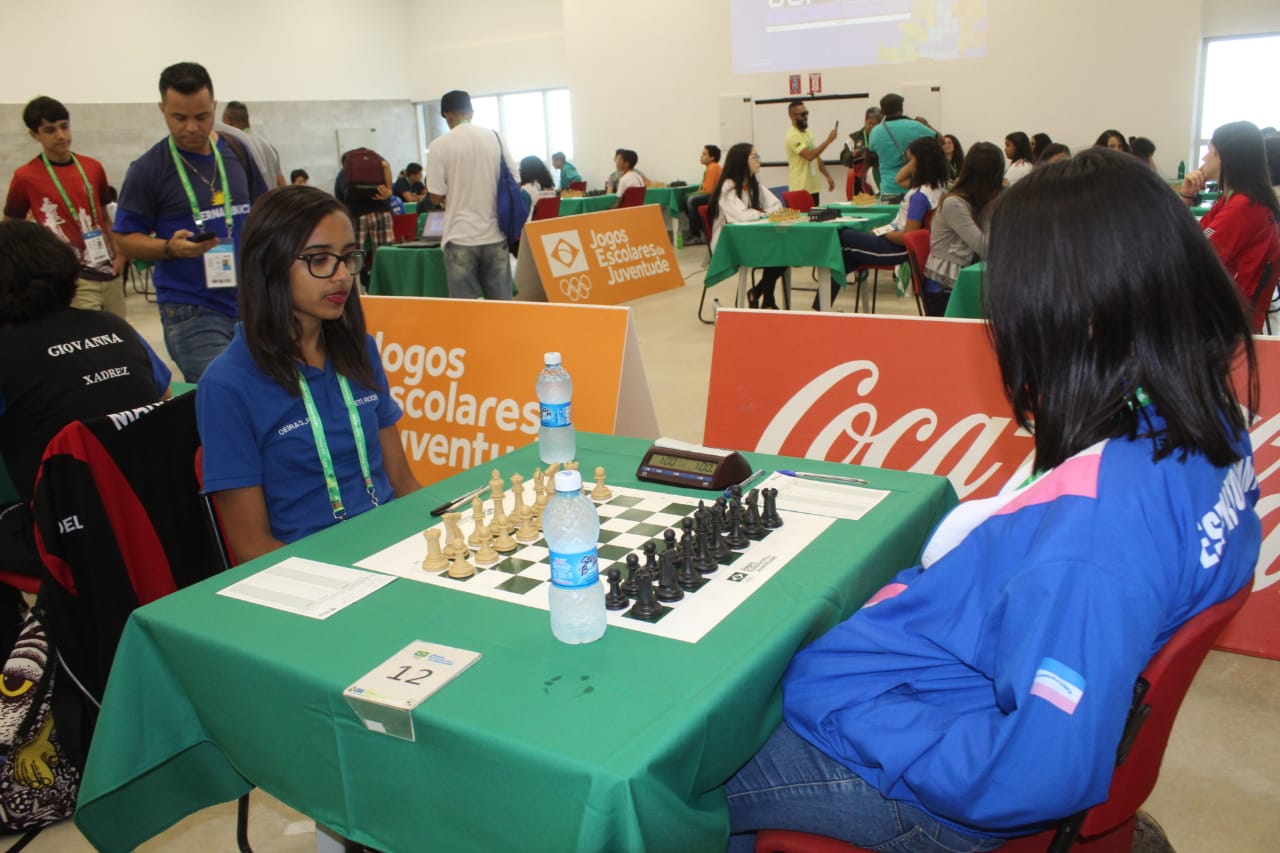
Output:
[704,310,1280,660]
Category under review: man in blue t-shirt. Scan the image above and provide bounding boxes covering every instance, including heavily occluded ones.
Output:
[114,62,252,383]
[866,93,939,198]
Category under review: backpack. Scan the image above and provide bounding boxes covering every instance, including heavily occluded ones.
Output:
[341,148,385,201]
[493,132,530,252]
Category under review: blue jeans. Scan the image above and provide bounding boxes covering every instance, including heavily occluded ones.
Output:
[443,241,513,299]
[726,724,1002,853]
[839,229,907,274]
[159,302,236,383]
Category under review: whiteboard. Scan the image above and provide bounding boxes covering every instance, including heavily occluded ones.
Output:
[751,96,870,165]
[336,127,377,158]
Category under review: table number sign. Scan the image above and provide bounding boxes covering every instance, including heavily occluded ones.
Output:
[344,641,482,740]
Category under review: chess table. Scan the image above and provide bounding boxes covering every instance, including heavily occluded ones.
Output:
[705,211,897,312]
[946,260,986,319]
[74,433,957,853]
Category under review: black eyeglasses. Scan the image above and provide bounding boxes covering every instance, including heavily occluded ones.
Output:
[793,111,809,117]
[295,251,366,278]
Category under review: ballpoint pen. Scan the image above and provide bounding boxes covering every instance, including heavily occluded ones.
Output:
[778,469,870,486]
[428,484,490,517]
[724,469,767,498]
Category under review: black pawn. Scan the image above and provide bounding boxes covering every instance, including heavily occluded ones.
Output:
[604,567,629,610]
[643,540,659,572]
[761,487,784,529]
[627,567,663,619]
[724,499,751,549]
[692,525,718,574]
[709,507,733,562]
[621,553,641,596]
[655,550,684,602]
[663,528,681,567]
[742,488,766,539]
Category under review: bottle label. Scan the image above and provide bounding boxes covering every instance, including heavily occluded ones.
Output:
[540,401,572,428]
[548,547,599,588]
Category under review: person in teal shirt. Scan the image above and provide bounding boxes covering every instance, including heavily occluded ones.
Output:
[551,152,582,190]
[867,93,939,198]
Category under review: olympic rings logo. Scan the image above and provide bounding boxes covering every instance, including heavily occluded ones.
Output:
[559,274,593,302]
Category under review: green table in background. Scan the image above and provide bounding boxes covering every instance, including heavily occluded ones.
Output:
[705,213,896,311]
[827,201,901,220]
[557,194,618,216]
[368,244,449,298]
[74,433,957,853]
[946,261,985,319]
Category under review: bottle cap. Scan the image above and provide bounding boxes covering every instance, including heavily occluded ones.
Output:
[544,351,561,366]
[554,469,582,493]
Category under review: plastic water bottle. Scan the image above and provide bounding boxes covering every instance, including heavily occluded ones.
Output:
[544,469,606,643]
[537,352,575,463]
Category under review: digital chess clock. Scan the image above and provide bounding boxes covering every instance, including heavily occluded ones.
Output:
[636,438,753,490]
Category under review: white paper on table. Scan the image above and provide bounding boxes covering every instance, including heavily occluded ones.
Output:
[218,557,395,619]
[757,472,890,521]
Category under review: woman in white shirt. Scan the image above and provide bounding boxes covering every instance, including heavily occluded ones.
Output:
[708,142,784,309]
[1004,132,1034,185]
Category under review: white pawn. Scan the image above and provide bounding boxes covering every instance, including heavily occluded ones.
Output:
[468,497,486,548]
[447,547,475,579]
[515,510,539,544]
[590,466,612,500]
[474,522,500,565]
[493,520,518,553]
[421,529,449,572]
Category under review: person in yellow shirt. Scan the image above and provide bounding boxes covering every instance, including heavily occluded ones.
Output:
[685,144,722,245]
[786,100,837,204]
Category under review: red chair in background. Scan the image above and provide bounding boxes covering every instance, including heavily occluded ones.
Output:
[782,190,814,212]
[619,186,647,208]
[848,209,934,313]
[902,229,931,317]
[567,180,587,191]
[391,213,419,243]
[531,197,561,220]
[753,583,1252,853]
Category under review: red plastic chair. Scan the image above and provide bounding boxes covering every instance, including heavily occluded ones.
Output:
[902,229,931,317]
[754,583,1252,853]
[851,208,935,313]
[782,190,814,212]
[619,186,647,208]
[531,196,561,220]
[567,180,587,191]
[1247,255,1280,334]
[391,213,419,243]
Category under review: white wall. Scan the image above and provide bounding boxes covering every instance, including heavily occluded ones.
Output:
[1203,0,1280,36]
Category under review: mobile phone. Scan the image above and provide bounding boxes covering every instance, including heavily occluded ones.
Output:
[835,120,840,131]
[188,231,217,243]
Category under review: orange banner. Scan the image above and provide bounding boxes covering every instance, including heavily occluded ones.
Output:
[704,310,1280,660]
[522,206,684,305]
[363,297,651,486]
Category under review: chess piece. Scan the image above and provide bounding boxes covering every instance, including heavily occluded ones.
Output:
[692,525,718,575]
[590,466,612,500]
[474,522,500,565]
[489,469,506,503]
[566,461,579,471]
[626,566,662,619]
[762,487,784,529]
[421,528,449,572]
[544,462,561,483]
[492,497,513,535]
[604,567,629,610]
[709,506,733,563]
[510,472,530,524]
[442,513,467,558]
[621,553,641,597]
[663,529,681,568]
[468,497,487,547]
[655,549,684,602]
[515,510,540,543]
[724,500,751,549]
[532,468,546,505]
[643,540,659,573]
[447,547,475,579]
[677,538,702,591]
[742,489,766,539]
[492,518,518,553]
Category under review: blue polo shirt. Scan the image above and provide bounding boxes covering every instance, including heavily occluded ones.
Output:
[115,136,251,317]
[197,326,402,544]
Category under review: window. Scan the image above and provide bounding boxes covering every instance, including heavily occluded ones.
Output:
[417,88,573,168]
[1195,33,1280,164]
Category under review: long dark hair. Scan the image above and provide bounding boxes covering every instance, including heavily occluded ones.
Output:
[945,141,1004,221]
[1212,121,1280,219]
[238,185,377,394]
[1095,129,1130,152]
[908,136,949,190]
[706,142,762,235]
[519,156,554,189]
[1031,132,1052,157]
[1005,132,1033,163]
[944,134,965,175]
[985,148,1255,473]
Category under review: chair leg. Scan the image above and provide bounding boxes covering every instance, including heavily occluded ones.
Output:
[697,285,716,325]
[871,270,879,314]
[237,792,253,853]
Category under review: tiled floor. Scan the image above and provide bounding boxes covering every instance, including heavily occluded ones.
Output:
[9,248,1277,851]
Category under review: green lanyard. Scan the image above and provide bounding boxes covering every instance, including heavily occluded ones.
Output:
[40,152,98,228]
[167,135,234,235]
[296,370,377,521]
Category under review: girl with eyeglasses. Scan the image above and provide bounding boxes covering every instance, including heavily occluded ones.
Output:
[197,185,419,561]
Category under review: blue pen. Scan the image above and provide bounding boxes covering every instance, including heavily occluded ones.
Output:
[724,469,766,498]
[778,469,869,486]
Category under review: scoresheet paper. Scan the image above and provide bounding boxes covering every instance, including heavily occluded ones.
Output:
[758,472,890,521]
[218,558,395,619]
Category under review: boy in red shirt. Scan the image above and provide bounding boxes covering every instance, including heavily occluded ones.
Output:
[4,96,125,318]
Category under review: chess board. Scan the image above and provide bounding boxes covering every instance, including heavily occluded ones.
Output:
[356,484,833,643]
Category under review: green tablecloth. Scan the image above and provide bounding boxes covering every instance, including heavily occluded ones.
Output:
[645,185,698,217]
[705,214,896,289]
[74,433,956,853]
[827,202,902,220]
[558,194,618,216]
[368,244,448,298]
[946,261,984,319]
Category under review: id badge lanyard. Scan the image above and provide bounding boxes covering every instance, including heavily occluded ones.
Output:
[167,135,234,236]
[297,371,378,521]
[41,153,111,263]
